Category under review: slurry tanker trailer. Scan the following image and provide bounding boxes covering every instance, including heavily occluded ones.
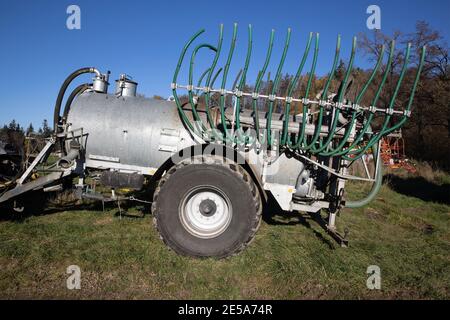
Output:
[0,24,425,257]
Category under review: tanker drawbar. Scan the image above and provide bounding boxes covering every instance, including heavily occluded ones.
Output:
[0,24,425,257]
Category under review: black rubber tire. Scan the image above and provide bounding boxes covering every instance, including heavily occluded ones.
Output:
[152,155,262,258]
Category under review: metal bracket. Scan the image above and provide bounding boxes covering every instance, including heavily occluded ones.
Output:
[17,138,55,185]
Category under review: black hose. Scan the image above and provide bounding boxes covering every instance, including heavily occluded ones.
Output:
[53,67,96,133]
[62,83,92,121]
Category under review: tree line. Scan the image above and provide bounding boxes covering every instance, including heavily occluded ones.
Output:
[1,119,52,137]
[0,119,52,154]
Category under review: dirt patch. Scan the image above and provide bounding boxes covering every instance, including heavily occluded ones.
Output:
[93,216,114,225]
[365,208,386,221]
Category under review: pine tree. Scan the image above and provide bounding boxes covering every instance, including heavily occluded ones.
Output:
[8,119,17,131]
[42,119,52,137]
[26,123,34,135]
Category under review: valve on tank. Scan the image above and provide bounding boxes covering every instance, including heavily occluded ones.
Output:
[115,74,138,97]
[92,71,110,93]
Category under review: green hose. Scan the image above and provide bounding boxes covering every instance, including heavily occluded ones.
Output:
[338,41,394,159]
[311,36,357,154]
[324,43,386,157]
[172,29,205,135]
[188,43,217,132]
[345,135,382,208]
[302,34,340,151]
[288,32,319,149]
[235,24,254,145]
[343,43,415,160]
[266,28,291,146]
[252,29,275,140]
[281,32,314,145]
[172,25,426,162]
[218,23,238,141]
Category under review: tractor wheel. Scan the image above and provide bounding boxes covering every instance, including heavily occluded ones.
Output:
[152,155,262,258]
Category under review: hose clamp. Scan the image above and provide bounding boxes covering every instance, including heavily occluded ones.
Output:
[220,88,226,96]
[204,86,211,93]
[234,90,243,97]
[335,102,344,110]
[351,103,360,111]
[268,94,276,101]
[170,83,177,90]
[368,105,377,114]
[285,96,293,103]
[319,100,327,107]
[403,110,412,117]
[302,98,310,105]
[252,92,259,99]
[186,85,194,91]
[386,108,395,115]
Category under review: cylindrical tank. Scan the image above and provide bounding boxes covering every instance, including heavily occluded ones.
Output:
[66,91,198,173]
[92,77,108,93]
[115,74,137,97]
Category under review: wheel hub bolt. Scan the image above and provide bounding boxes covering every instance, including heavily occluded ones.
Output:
[199,199,217,216]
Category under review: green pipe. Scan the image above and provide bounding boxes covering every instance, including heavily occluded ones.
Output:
[235,24,253,144]
[173,26,425,162]
[195,67,212,134]
[204,67,224,142]
[172,29,205,134]
[188,43,217,132]
[366,44,410,140]
[195,67,211,96]
[344,42,412,160]
[281,32,313,145]
[347,45,425,153]
[311,36,357,154]
[322,43,385,156]
[355,45,385,104]
[267,28,291,146]
[376,45,426,136]
[303,34,341,151]
[252,30,275,140]
[210,68,222,88]
[288,33,319,149]
[204,67,223,139]
[202,24,224,137]
[345,134,382,208]
[195,67,221,140]
[319,104,357,156]
[218,23,238,141]
[339,41,394,158]
[232,69,243,91]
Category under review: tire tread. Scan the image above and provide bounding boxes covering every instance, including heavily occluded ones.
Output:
[152,155,262,258]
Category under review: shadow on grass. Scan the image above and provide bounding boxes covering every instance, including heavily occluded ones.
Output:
[0,187,153,222]
[384,174,450,205]
[0,198,104,222]
[262,195,336,249]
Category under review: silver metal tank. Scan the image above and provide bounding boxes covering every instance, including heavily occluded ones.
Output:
[66,91,198,175]
[115,74,138,97]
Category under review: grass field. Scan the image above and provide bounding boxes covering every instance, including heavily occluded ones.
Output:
[0,168,449,299]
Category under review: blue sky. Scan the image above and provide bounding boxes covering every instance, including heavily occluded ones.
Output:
[0,0,449,128]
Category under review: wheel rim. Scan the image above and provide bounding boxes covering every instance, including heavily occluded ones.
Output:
[179,185,232,239]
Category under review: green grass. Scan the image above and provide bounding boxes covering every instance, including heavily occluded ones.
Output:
[0,173,449,299]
